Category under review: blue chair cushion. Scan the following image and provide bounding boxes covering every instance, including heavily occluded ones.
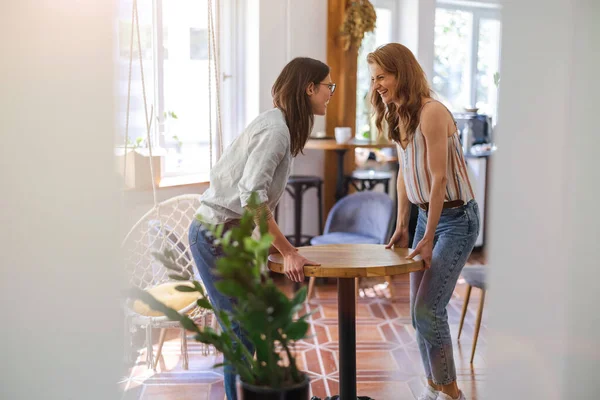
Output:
[310,232,381,246]
[461,265,487,290]
[322,192,394,244]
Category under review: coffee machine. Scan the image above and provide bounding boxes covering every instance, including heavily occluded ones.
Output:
[454,113,493,146]
[454,113,493,249]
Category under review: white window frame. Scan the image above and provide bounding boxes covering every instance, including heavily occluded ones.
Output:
[355,0,399,136]
[435,0,502,119]
[371,0,399,39]
[141,0,244,181]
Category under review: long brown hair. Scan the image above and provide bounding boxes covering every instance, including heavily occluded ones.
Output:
[367,43,432,144]
[272,57,330,156]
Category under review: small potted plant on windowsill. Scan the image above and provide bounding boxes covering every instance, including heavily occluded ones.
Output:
[131,193,312,400]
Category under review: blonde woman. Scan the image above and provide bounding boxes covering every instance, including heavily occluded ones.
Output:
[368,43,479,400]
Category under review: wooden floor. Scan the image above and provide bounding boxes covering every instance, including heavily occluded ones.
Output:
[120,259,487,400]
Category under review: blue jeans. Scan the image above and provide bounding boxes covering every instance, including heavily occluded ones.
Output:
[188,219,254,400]
[410,200,480,385]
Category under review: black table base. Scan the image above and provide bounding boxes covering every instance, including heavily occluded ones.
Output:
[311,278,374,400]
[334,149,348,199]
[338,278,356,398]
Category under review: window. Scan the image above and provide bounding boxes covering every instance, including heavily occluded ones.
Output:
[117,0,238,183]
[356,0,397,140]
[433,1,502,123]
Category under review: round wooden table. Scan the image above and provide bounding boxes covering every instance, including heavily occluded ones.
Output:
[268,244,424,400]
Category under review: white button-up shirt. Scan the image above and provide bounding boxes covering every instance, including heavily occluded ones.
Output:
[196,108,293,224]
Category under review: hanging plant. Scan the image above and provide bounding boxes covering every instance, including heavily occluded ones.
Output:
[339,0,377,51]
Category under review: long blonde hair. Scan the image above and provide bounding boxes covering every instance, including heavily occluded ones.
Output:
[367,43,432,143]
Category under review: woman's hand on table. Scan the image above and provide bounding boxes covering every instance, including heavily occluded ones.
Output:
[283,251,320,283]
[385,227,410,249]
[407,236,433,269]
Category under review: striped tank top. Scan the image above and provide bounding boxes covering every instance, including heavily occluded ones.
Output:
[398,101,475,205]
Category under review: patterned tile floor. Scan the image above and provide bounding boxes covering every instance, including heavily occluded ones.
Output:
[120,264,486,400]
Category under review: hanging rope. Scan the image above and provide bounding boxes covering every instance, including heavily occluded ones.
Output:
[122,0,137,188]
[121,0,164,247]
[133,1,159,210]
[207,1,213,170]
[208,0,223,156]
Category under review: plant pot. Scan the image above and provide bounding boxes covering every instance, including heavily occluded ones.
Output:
[114,147,166,189]
[237,375,310,400]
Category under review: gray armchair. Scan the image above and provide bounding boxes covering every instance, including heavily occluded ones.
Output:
[310,191,394,245]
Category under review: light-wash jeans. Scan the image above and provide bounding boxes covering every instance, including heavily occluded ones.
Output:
[189,219,253,400]
[410,200,480,385]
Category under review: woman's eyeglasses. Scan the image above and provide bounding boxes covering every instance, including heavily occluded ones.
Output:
[319,83,336,94]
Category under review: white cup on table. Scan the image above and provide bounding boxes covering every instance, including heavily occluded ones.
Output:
[334,127,352,143]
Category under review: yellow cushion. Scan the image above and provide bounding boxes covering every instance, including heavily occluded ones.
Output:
[132,281,200,317]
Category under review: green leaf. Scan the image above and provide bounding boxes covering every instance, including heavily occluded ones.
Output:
[215,223,224,240]
[215,281,247,297]
[215,257,249,275]
[193,281,206,295]
[221,230,232,247]
[179,315,200,333]
[284,320,310,341]
[175,285,198,293]
[296,308,317,321]
[237,310,268,333]
[291,286,307,306]
[152,249,184,273]
[256,234,273,251]
[129,287,183,322]
[196,297,213,310]
[217,309,232,330]
[243,237,258,252]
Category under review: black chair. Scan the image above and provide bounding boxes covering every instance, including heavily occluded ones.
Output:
[275,175,324,247]
[345,169,393,194]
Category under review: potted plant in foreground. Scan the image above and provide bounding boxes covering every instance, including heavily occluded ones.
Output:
[131,193,312,400]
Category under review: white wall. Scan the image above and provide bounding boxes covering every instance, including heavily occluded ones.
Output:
[485,0,600,398]
[258,0,328,238]
[0,1,122,399]
[397,0,436,82]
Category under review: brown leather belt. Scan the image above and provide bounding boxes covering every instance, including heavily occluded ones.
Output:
[418,200,464,212]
